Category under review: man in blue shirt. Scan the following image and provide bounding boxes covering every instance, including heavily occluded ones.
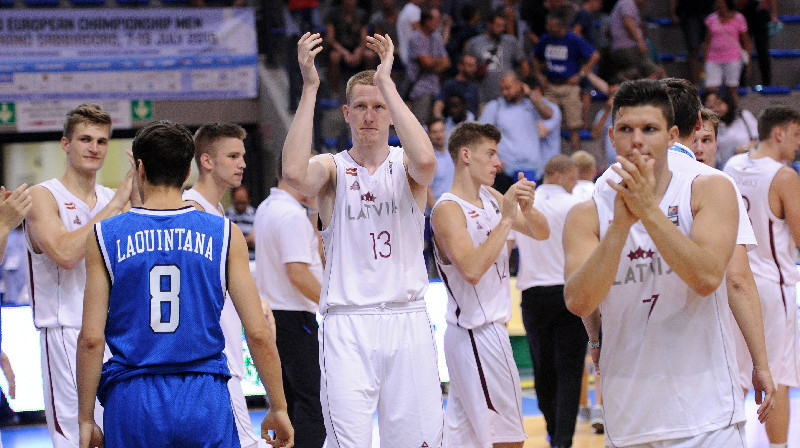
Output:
[533,9,599,152]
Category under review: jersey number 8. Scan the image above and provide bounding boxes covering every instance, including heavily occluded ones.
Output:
[150,265,180,333]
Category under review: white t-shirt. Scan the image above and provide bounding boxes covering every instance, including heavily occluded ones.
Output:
[594,170,744,446]
[254,188,322,313]
[571,179,594,201]
[513,184,582,290]
[724,154,800,285]
[25,178,115,329]
[593,143,756,248]
[432,187,511,328]
[182,188,245,379]
[397,2,422,65]
[320,147,428,311]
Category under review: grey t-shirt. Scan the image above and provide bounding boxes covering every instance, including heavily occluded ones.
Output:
[609,0,642,50]
[465,33,526,104]
[407,30,448,98]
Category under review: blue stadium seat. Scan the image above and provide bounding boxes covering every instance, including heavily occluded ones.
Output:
[71,0,105,5]
[769,49,800,59]
[319,99,341,110]
[0,0,13,7]
[778,15,800,24]
[560,130,593,141]
[753,85,791,95]
[23,0,60,6]
[115,0,149,5]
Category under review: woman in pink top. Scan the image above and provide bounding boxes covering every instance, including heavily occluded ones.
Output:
[702,0,751,103]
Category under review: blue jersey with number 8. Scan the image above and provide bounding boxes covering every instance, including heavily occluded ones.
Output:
[94,206,231,405]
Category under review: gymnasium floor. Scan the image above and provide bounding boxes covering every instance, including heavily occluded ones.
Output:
[1,389,797,447]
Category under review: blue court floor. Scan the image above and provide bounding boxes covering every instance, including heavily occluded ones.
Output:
[1,389,797,447]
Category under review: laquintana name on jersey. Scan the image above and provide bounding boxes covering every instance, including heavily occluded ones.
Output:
[116,228,214,262]
[346,200,399,221]
[612,247,673,286]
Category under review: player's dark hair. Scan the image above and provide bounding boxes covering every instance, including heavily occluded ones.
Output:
[63,103,112,140]
[133,120,195,188]
[447,121,502,162]
[662,78,701,138]
[193,122,246,166]
[757,105,800,141]
[612,79,675,128]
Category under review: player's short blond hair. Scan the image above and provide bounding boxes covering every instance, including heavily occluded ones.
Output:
[346,70,376,104]
[570,150,596,179]
[699,107,721,138]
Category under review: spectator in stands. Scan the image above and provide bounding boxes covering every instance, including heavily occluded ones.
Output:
[702,0,751,105]
[479,71,553,192]
[407,8,451,125]
[572,0,609,126]
[592,81,621,169]
[608,0,658,79]
[434,54,480,120]
[397,0,426,66]
[736,0,779,86]
[465,10,530,106]
[442,93,475,143]
[501,1,535,57]
[429,0,454,47]
[226,185,257,259]
[670,0,715,85]
[538,93,563,163]
[286,0,324,111]
[528,0,578,44]
[324,0,376,97]
[445,3,483,72]
[369,0,400,51]
[702,89,758,166]
[533,9,600,152]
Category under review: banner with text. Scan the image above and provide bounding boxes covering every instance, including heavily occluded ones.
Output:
[0,8,257,101]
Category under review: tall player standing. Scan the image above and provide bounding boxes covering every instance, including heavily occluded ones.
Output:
[430,122,549,448]
[724,105,800,448]
[564,80,745,446]
[182,122,272,448]
[76,120,292,448]
[282,32,444,447]
[24,104,135,447]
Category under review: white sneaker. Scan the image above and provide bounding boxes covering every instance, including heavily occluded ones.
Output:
[590,406,604,434]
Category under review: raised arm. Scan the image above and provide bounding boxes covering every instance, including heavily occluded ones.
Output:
[0,184,31,262]
[726,244,775,422]
[431,187,518,285]
[76,228,110,448]
[367,34,437,187]
[282,33,336,198]
[227,225,293,447]
[26,172,132,269]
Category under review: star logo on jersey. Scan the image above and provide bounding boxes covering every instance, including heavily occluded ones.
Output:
[627,247,654,261]
[361,192,376,202]
[420,443,429,448]
[350,180,361,191]
[668,205,679,226]
[468,210,480,219]
[73,215,82,225]
[476,222,484,230]
[345,167,358,176]
[65,202,77,210]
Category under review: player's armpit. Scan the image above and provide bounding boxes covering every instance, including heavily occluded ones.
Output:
[774,166,800,246]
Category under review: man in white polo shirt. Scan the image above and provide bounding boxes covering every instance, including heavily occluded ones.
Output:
[512,155,584,448]
[254,167,326,448]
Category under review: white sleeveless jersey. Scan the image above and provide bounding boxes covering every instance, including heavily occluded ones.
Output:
[432,187,511,328]
[25,178,115,329]
[320,147,428,312]
[724,154,800,285]
[594,171,744,446]
[594,147,756,248]
[182,188,244,379]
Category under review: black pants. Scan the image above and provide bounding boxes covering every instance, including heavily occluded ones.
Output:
[741,5,771,86]
[273,310,326,448]
[521,285,588,448]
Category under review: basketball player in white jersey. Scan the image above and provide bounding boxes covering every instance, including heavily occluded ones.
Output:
[569,150,596,201]
[23,104,135,447]
[282,32,444,447]
[590,79,776,424]
[564,80,746,446]
[182,122,271,448]
[724,105,800,448]
[430,122,548,448]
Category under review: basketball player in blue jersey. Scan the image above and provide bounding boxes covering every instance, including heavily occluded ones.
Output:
[564,80,745,446]
[76,121,293,448]
[283,33,443,447]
